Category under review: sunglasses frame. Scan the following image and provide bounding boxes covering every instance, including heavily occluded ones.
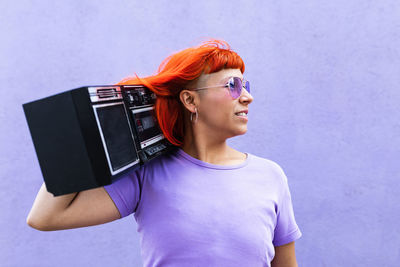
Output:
[186,77,250,99]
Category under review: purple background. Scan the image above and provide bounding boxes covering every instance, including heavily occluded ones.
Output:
[1,1,399,266]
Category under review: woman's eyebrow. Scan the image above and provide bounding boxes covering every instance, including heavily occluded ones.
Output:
[219,76,243,83]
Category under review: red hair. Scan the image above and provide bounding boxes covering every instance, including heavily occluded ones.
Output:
[116,39,245,147]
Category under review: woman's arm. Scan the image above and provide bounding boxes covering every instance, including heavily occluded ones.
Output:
[271,241,298,267]
[27,182,120,231]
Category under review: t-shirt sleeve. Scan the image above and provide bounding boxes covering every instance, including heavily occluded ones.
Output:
[272,165,302,246]
[103,166,144,218]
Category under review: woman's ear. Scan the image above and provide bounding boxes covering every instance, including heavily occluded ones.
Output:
[179,90,199,113]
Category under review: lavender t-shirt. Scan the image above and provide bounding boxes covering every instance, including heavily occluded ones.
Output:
[104,147,301,266]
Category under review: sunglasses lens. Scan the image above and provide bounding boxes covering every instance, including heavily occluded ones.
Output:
[228,77,250,99]
[245,80,250,93]
[230,77,241,99]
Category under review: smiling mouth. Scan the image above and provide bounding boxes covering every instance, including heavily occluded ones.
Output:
[235,112,247,117]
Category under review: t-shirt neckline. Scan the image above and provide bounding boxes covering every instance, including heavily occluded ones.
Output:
[174,147,250,170]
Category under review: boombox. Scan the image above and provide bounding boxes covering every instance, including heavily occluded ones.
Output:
[23,85,176,196]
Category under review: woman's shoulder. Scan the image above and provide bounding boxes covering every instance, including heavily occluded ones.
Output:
[248,152,282,169]
[247,153,288,182]
[139,147,180,170]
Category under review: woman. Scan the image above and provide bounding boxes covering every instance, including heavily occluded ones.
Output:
[27,40,302,266]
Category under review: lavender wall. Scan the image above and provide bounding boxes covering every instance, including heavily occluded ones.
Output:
[1,1,399,266]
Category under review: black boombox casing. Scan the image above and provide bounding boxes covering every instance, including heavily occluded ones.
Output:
[23,85,176,196]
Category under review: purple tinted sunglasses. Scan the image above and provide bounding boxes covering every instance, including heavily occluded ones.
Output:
[187,77,250,99]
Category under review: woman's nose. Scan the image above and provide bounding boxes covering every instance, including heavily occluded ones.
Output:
[239,88,254,103]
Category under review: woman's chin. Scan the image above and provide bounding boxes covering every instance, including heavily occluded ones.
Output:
[233,127,248,136]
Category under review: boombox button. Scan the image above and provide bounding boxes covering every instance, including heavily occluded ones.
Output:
[144,148,156,156]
